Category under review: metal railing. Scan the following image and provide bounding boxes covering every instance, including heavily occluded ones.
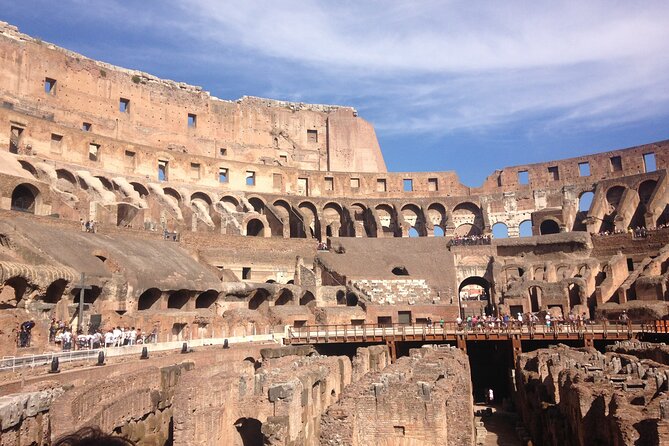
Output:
[288,320,639,343]
[1,330,286,372]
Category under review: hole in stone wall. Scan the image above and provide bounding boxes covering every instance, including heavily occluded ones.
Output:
[392,266,409,276]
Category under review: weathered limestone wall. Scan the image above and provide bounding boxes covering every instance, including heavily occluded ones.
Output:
[514,345,669,446]
[320,344,474,446]
[172,345,352,446]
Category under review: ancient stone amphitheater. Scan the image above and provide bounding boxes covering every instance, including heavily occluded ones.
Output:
[0,21,668,446]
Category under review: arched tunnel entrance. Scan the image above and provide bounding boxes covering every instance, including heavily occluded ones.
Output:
[458,276,492,317]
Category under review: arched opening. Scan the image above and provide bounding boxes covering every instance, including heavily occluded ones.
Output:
[130,182,149,198]
[568,283,581,308]
[300,291,316,306]
[219,196,240,212]
[539,219,560,235]
[195,290,218,309]
[167,290,189,309]
[529,286,541,312]
[234,418,265,446]
[18,160,38,177]
[631,180,659,228]
[246,218,265,237]
[519,220,532,237]
[44,279,68,304]
[452,202,483,236]
[274,199,305,238]
[11,184,38,213]
[454,223,481,237]
[163,187,182,203]
[275,289,293,306]
[138,288,162,310]
[299,201,321,240]
[578,191,594,212]
[249,289,271,310]
[427,203,447,231]
[71,286,102,305]
[323,203,344,237]
[336,290,346,305]
[248,197,265,214]
[433,226,445,237]
[346,292,359,306]
[375,204,397,237]
[492,222,509,239]
[401,204,425,237]
[0,277,29,308]
[191,191,213,206]
[458,277,491,316]
[95,176,114,191]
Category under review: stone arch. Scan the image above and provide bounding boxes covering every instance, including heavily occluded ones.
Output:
[427,202,447,230]
[11,183,40,214]
[219,195,241,212]
[606,185,626,213]
[163,187,182,203]
[349,202,375,237]
[130,182,149,198]
[323,202,344,237]
[275,288,294,305]
[248,196,266,213]
[167,290,189,309]
[567,282,582,308]
[245,218,266,237]
[374,203,398,237]
[401,203,426,236]
[274,199,305,238]
[190,191,213,206]
[578,191,594,212]
[56,168,78,187]
[539,219,560,235]
[195,290,218,309]
[44,279,68,304]
[95,176,115,192]
[300,291,316,306]
[234,418,265,446]
[518,220,532,237]
[0,277,29,308]
[138,288,162,310]
[70,285,102,305]
[298,201,321,239]
[630,179,659,229]
[18,160,38,177]
[458,277,490,315]
[249,289,271,310]
[492,222,509,238]
[452,202,483,235]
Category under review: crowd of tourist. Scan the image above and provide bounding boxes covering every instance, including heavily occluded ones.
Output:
[448,234,492,246]
[448,311,602,332]
[17,318,157,351]
[593,223,669,238]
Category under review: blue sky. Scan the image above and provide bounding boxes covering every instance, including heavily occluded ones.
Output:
[3,1,669,186]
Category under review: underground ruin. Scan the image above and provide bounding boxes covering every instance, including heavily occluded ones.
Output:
[0,21,668,445]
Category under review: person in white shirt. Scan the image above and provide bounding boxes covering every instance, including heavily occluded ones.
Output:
[129,327,137,345]
[104,330,114,347]
[112,326,122,347]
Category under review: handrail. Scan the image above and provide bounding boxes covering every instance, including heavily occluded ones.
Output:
[287,320,643,342]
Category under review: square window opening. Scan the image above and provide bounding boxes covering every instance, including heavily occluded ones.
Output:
[548,166,560,181]
[246,171,256,186]
[610,156,623,172]
[518,170,529,185]
[158,160,169,181]
[88,143,100,162]
[643,153,656,173]
[578,162,590,177]
[50,134,63,153]
[377,178,387,192]
[307,129,318,143]
[428,178,438,191]
[242,267,251,280]
[45,78,56,95]
[190,162,201,179]
[219,168,228,183]
[279,154,288,164]
[119,98,130,113]
[403,179,413,192]
[325,177,334,191]
[297,177,309,196]
[187,113,197,128]
[219,148,227,156]
[9,126,23,154]
[273,173,283,189]
[82,122,92,132]
[350,178,360,189]
[124,150,135,167]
